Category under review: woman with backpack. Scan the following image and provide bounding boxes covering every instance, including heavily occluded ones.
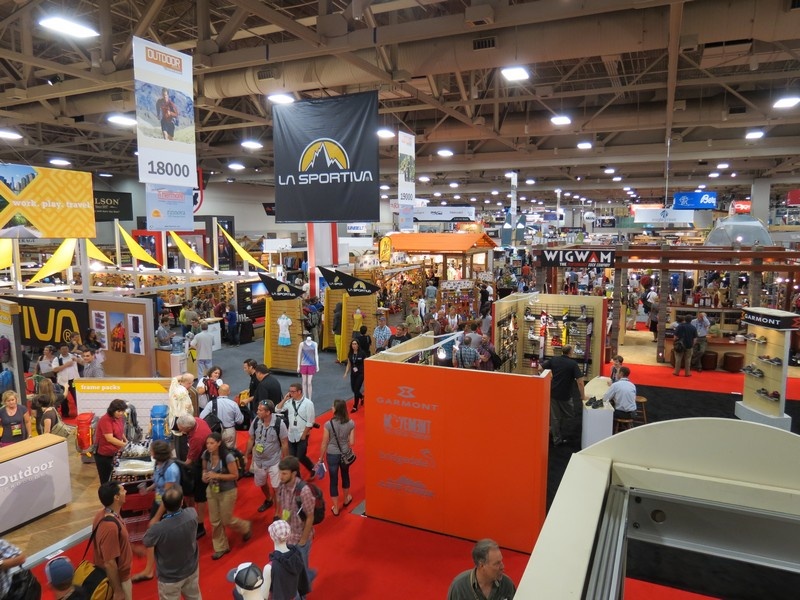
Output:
[197,365,224,410]
[201,432,252,560]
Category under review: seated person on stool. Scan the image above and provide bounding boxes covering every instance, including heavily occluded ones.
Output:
[603,366,637,422]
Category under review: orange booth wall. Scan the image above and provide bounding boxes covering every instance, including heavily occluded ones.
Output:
[365,359,551,552]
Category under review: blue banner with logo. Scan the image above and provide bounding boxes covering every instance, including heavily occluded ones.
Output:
[673,191,717,210]
[273,91,379,223]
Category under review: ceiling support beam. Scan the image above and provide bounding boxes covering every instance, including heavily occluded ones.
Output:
[680,54,767,118]
[214,7,249,50]
[235,0,321,47]
[114,0,168,69]
[663,1,684,180]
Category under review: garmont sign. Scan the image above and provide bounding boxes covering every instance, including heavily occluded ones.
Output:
[540,249,615,268]
[16,297,89,345]
[742,308,800,330]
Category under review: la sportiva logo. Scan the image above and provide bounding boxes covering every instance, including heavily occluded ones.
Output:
[277,137,374,186]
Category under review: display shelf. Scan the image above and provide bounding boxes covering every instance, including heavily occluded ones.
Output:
[437,280,479,319]
[667,306,744,333]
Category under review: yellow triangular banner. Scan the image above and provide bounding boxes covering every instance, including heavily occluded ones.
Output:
[0,239,12,270]
[217,224,265,271]
[86,239,114,265]
[117,224,162,267]
[28,238,77,284]
[169,231,212,269]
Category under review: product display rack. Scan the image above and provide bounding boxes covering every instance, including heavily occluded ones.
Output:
[667,306,743,334]
[494,311,518,373]
[734,307,795,430]
[263,296,305,374]
[437,280,479,319]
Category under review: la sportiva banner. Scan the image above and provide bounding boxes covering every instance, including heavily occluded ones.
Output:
[333,270,380,296]
[318,266,346,289]
[273,92,379,223]
[258,273,304,301]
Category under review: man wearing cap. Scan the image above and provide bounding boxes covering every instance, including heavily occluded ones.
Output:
[246,400,288,513]
[227,562,266,600]
[275,456,316,586]
[142,487,201,600]
[447,538,516,600]
[46,556,87,600]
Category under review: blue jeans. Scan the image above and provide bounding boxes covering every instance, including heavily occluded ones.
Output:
[326,452,351,499]
[196,359,212,379]
[297,537,316,595]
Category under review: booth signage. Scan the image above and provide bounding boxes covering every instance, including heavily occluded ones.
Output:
[559,227,584,234]
[257,274,303,300]
[397,130,415,232]
[93,191,133,222]
[786,189,800,206]
[540,249,615,268]
[346,223,368,234]
[633,208,694,224]
[318,266,346,289]
[333,270,380,296]
[598,217,616,228]
[273,92,379,223]
[673,191,718,209]
[742,309,800,330]
[16,297,89,345]
[731,200,752,214]
[145,184,194,231]
[413,206,476,222]
[379,237,392,263]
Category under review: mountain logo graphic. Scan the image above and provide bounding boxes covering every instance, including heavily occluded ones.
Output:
[298,138,349,172]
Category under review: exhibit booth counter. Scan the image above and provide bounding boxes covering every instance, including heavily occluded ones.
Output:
[0,434,72,534]
[365,333,551,552]
[519,419,800,598]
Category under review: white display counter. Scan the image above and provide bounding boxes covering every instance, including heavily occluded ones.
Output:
[0,434,72,534]
[582,376,614,449]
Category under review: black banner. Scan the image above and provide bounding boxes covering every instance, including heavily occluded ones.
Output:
[318,266,346,289]
[742,308,800,330]
[93,191,133,222]
[540,249,615,268]
[333,270,380,296]
[258,274,304,301]
[273,92,379,223]
[16,297,89,345]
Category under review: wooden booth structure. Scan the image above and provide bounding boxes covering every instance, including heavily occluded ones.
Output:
[386,232,496,281]
[261,296,305,374]
[365,333,550,552]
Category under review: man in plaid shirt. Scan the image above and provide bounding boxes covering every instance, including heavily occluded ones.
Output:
[274,456,317,587]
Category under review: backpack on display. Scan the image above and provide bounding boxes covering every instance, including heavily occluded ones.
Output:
[0,368,13,394]
[0,335,10,363]
[125,402,142,443]
[294,479,325,525]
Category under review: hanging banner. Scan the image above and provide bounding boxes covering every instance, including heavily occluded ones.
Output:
[672,191,717,210]
[132,36,196,187]
[93,191,133,222]
[318,266,346,289]
[540,249,615,268]
[258,273,304,300]
[398,130,415,232]
[379,237,392,263]
[273,92,379,223]
[16,297,89,346]
[145,184,194,231]
[633,208,695,224]
[333,270,380,296]
[0,164,94,238]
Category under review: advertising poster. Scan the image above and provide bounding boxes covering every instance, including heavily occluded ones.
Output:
[0,163,95,238]
[398,131,416,232]
[272,91,379,222]
[93,191,133,222]
[109,312,127,353]
[132,36,196,187]
[91,310,108,350]
[145,184,193,231]
[127,314,144,355]
[16,297,89,346]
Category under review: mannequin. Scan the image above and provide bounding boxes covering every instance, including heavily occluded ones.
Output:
[297,336,319,400]
[277,312,292,346]
[352,307,363,333]
[259,520,310,600]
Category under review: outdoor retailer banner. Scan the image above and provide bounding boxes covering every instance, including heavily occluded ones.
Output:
[258,274,304,300]
[334,270,380,296]
[145,184,194,231]
[398,131,415,232]
[16,297,89,346]
[93,191,133,222]
[0,164,94,238]
[133,36,197,187]
[273,91,379,223]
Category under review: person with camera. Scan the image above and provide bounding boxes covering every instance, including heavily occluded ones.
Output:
[318,399,355,516]
[276,383,317,481]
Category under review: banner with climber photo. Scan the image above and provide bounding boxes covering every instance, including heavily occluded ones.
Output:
[272,91,379,223]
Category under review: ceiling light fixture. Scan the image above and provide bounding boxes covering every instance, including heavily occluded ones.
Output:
[376,128,395,139]
[525,178,535,185]
[745,129,764,139]
[709,172,720,178]
[437,148,454,157]
[773,95,800,109]
[229,162,246,171]
[604,167,615,174]
[453,195,461,200]
[39,16,99,38]
[380,184,390,190]
[491,190,499,196]
[0,130,22,140]
[698,184,706,189]
[623,186,631,191]
[612,176,622,182]
[484,199,490,203]
[577,141,592,150]
[449,182,459,188]
[550,115,571,126]
[49,158,71,166]
[716,162,729,169]
[241,140,263,150]
[45,75,62,86]
[267,93,294,104]
[441,201,447,206]
[98,173,113,178]
[470,197,477,202]
[501,67,530,81]
[107,114,137,127]
[433,192,442,197]
[418,175,430,183]
[381,194,389,199]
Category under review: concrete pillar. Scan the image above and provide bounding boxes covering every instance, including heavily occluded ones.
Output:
[750,179,771,225]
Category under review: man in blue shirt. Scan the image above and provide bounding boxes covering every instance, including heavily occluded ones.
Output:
[690,312,711,372]
[199,383,243,449]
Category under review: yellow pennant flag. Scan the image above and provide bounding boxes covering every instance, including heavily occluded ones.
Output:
[117,224,162,267]
[169,231,212,269]
[86,239,115,265]
[217,224,265,271]
[0,239,12,270]
[28,238,77,284]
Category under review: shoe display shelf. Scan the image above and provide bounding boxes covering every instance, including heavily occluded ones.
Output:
[735,307,796,431]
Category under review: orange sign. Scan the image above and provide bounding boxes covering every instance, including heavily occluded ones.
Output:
[365,361,550,552]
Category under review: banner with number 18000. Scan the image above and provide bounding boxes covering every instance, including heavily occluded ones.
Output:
[133,36,197,188]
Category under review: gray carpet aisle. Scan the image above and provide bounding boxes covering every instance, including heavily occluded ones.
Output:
[208,338,353,417]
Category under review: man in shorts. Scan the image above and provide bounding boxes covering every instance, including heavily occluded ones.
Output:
[245,400,288,513]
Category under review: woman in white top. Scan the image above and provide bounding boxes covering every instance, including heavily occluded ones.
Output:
[196,365,224,410]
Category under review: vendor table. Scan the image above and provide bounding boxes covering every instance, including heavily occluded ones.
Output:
[581,376,614,449]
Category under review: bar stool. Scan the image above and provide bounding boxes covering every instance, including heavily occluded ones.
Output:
[614,416,634,433]
[701,350,718,371]
[634,396,648,425]
[722,352,745,373]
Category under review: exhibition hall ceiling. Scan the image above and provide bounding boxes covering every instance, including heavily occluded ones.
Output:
[0,0,799,209]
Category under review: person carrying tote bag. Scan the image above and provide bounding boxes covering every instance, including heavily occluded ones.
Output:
[318,399,355,516]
